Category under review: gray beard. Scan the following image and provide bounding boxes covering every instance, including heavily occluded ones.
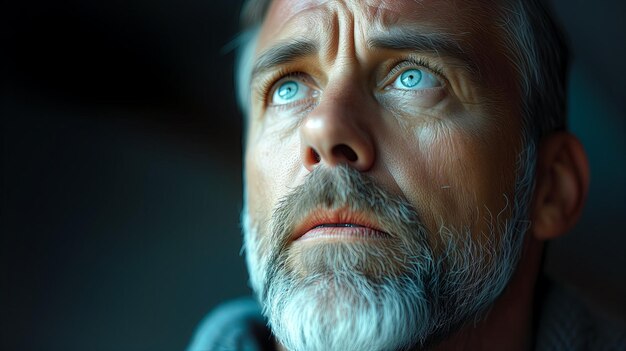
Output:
[242,144,535,351]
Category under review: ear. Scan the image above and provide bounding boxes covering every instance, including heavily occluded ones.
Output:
[531,132,589,240]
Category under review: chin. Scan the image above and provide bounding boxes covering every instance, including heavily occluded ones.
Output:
[245,217,434,350]
[286,239,413,280]
[245,226,526,351]
[264,260,433,351]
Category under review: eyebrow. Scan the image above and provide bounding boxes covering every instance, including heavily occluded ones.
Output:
[251,39,318,81]
[367,28,478,73]
[250,28,477,84]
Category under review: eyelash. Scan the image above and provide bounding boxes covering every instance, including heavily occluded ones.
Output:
[258,69,301,105]
[386,57,446,85]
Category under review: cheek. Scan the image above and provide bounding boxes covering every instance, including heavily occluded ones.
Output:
[245,132,303,224]
[386,117,519,233]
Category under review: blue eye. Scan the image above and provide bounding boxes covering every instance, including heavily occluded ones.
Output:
[400,69,422,87]
[278,81,298,99]
[271,79,313,105]
[391,68,440,90]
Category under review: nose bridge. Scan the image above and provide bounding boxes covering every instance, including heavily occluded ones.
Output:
[300,75,376,172]
[298,2,377,172]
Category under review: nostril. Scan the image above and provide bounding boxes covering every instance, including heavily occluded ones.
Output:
[311,149,321,163]
[333,144,358,162]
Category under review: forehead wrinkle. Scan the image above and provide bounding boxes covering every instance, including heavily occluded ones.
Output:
[252,4,336,81]
[266,0,329,25]
[257,0,328,53]
[256,0,503,90]
[330,1,356,64]
[363,1,403,30]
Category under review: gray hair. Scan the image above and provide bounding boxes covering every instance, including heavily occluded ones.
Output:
[233,0,569,143]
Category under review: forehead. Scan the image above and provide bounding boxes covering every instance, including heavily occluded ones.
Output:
[258,0,502,47]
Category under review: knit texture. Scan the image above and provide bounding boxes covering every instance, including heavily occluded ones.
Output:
[534,283,626,350]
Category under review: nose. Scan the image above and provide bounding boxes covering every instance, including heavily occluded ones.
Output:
[300,91,375,172]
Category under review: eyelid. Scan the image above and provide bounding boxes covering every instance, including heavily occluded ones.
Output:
[264,71,314,105]
[383,58,447,88]
[252,68,292,106]
[268,72,322,108]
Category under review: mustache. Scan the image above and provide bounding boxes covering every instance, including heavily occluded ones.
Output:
[259,165,433,303]
[268,164,428,254]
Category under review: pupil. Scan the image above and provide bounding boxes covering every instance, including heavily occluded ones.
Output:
[401,69,422,87]
[279,82,297,99]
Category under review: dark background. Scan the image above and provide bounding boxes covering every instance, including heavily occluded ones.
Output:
[1,0,625,350]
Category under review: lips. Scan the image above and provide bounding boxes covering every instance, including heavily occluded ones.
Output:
[292,208,389,242]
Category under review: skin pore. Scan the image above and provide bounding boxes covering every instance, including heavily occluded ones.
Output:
[242,0,589,350]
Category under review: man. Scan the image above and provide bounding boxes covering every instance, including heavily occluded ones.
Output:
[189,0,624,350]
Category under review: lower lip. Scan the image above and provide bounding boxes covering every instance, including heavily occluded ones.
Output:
[296,226,389,242]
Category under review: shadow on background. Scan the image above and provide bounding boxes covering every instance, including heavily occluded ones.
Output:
[1,0,624,350]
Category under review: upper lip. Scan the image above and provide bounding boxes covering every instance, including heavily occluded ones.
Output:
[291,207,388,241]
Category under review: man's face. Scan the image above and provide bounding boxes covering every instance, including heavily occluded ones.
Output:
[243,0,530,349]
